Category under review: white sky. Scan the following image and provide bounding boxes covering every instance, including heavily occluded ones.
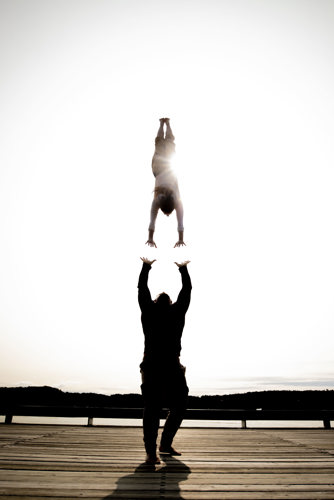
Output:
[1,0,334,395]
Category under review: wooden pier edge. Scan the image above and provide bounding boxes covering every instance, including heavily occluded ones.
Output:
[1,406,333,428]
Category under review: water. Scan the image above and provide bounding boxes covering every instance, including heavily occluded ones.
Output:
[0,415,329,428]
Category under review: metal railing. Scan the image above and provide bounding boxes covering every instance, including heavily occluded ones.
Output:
[1,405,333,428]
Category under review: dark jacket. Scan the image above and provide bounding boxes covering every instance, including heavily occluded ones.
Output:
[138,263,192,364]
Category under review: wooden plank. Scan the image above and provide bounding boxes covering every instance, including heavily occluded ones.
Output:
[0,425,334,499]
[2,470,334,485]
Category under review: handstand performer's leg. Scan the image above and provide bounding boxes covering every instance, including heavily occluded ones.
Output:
[165,118,175,142]
[156,118,165,139]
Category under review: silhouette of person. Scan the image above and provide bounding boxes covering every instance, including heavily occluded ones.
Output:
[102,455,191,498]
[138,257,192,464]
[146,118,185,248]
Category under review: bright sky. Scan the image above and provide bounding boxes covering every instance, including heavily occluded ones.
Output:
[1,0,334,396]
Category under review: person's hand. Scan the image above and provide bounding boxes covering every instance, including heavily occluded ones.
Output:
[175,260,190,268]
[174,240,186,248]
[146,239,157,248]
[140,257,156,266]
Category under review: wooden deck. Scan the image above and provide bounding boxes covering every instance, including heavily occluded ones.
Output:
[0,424,334,499]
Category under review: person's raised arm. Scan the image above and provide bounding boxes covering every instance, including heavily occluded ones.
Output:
[174,261,192,312]
[138,258,156,310]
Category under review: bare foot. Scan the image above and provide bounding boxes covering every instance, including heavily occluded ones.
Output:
[145,453,161,464]
[159,446,181,456]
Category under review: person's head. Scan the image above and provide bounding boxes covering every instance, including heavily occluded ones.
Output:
[154,292,172,306]
[155,188,175,216]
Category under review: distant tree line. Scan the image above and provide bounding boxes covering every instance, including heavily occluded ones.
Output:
[188,390,334,410]
[1,386,333,410]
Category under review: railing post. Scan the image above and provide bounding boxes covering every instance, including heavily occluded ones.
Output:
[241,419,247,429]
[88,417,94,427]
[323,419,331,429]
[5,414,13,424]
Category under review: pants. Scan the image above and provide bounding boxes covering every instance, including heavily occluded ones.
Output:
[140,362,188,455]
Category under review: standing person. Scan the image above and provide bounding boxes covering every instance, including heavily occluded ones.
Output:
[146,118,185,248]
[138,257,192,464]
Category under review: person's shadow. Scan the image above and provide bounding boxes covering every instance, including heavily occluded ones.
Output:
[103,455,191,499]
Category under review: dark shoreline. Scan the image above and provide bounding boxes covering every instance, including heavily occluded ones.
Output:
[1,386,333,410]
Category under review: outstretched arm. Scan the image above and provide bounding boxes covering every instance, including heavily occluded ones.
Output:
[138,258,155,310]
[146,199,159,247]
[175,261,192,312]
[174,200,185,247]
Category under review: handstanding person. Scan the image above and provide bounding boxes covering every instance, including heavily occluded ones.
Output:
[146,118,185,248]
[138,257,192,464]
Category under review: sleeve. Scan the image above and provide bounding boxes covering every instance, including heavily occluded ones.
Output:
[175,265,192,313]
[148,198,159,231]
[138,262,152,311]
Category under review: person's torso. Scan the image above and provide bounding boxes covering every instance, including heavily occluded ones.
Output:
[141,303,185,359]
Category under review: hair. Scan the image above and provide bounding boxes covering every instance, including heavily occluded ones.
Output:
[154,187,175,215]
[154,292,172,306]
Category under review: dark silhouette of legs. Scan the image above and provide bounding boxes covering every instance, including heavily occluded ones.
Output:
[142,403,161,460]
[140,364,188,461]
[160,405,186,453]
